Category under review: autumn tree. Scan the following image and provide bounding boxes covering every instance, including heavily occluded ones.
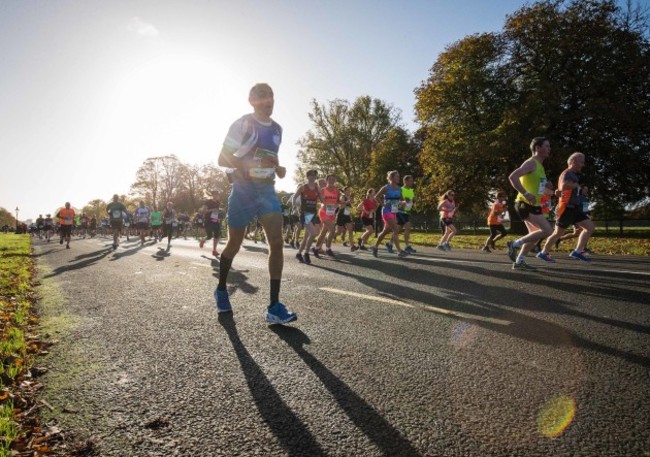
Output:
[297,96,402,189]
[130,155,184,210]
[415,0,650,216]
[368,127,422,191]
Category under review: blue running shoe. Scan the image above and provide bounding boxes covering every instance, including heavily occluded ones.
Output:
[266,302,297,324]
[214,288,232,313]
[385,242,394,253]
[506,241,517,262]
[570,250,592,262]
[405,246,417,254]
[536,252,556,263]
[437,244,447,252]
[371,246,378,257]
[303,252,311,264]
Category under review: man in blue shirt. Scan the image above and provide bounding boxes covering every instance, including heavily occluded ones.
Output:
[214,83,296,324]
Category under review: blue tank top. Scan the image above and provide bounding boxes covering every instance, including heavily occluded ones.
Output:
[383,185,402,214]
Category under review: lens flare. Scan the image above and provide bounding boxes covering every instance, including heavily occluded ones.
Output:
[537,395,576,438]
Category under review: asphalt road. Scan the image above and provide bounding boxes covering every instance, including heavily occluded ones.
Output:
[34,234,650,457]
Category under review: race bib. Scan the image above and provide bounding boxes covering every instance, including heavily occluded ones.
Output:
[405,201,413,211]
[171,222,177,227]
[283,208,290,216]
[582,202,589,213]
[112,210,122,218]
[538,178,547,195]
[64,217,72,224]
[166,218,174,224]
[304,213,315,225]
[497,216,503,223]
[343,207,351,216]
[248,168,275,179]
[210,211,219,222]
[390,201,399,213]
[325,204,336,216]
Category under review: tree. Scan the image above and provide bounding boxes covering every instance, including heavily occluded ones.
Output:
[415,0,650,215]
[82,199,106,219]
[296,96,402,189]
[368,127,422,191]
[130,155,184,210]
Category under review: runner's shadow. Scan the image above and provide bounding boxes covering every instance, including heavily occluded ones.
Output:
[210,268,259,296]
[217,314,325,456]
[41,248,113,278]
[31,249,56,258]
[151,247,171,261]
[270,326,422,457]
[242,245,269,254]
[109,243,148,261]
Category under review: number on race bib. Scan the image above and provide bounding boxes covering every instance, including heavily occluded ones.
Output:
[325,204,336,216]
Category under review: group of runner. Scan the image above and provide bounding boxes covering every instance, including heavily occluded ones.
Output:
[32,84,595,325]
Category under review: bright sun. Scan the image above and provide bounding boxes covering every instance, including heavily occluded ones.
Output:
[103,53,249,165]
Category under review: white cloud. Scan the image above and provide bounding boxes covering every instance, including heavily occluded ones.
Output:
[128,17,159,37]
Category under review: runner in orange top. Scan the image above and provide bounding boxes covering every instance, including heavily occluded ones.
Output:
[482,191,508,253]
[56,202,75,249]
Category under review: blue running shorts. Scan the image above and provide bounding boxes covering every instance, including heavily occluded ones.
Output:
[227,181,281,229]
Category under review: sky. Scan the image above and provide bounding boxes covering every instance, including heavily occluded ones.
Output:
[0,0,592,221]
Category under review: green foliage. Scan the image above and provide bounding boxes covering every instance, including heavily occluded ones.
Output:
[297,96,402,190]
[415,0,650,213]
[0,209,16,228]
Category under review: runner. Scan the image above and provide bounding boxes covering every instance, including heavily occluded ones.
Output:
[35,214,44,240]
[436,190,458,251]
[556,185,591,251]
[537,152,595,262]
[134,201,151,245]
[294,170,323,264]
[357,188,377,250]
[334,186,358,252]
[215,82,296,323]
[370,171,408,258]
[312,174,339,258]
[387,175,416,254]
[288,191,303,249]
[56,202,75,249]
[150,208,163,242]
[161,201,177,248]
[506,137,554,270]
[482,191,508,253]
[106,194,127,250]
[199,191,222,257]
[43,214,54,243]
[177,211,190,239]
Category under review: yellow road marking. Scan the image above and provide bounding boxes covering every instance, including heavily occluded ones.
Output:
[319,287,512,326]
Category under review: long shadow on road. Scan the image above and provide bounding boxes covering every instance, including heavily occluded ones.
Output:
[41,247,113,278]
[313,260,650,369]
[271,325,422,457]
[217,314,325,456]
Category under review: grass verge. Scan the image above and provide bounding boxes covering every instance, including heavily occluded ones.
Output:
[0,234,54,456]
[404,232,650,256]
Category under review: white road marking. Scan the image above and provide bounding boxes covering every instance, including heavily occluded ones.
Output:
[320,287,512,326]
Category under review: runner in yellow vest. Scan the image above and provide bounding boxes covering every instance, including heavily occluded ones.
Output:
[507,137,554,270]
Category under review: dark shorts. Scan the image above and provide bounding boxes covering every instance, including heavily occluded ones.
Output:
[489,224,507,238]
[60,225,73,237]
[137,222,149,231]
[556,207,589,229]
[397,213,410,226]
[336,213,353,227]
[361,217,374,227]
[441,218,455,227]
[205,221,221,239]
[110,220,123,230]
[515,201,542,220]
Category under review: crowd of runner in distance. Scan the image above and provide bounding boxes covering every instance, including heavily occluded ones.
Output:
[29,138,595,270]
[29,193,227,253]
